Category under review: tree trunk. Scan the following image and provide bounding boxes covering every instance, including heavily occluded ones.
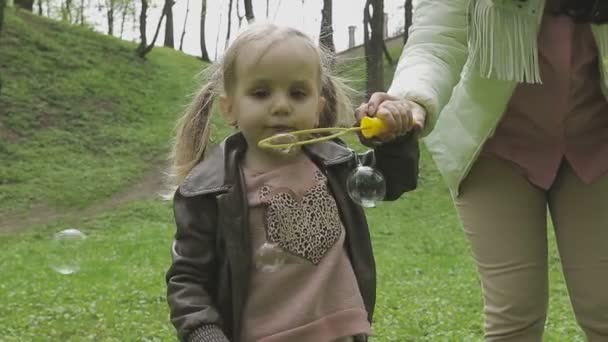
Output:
[15,0,34,11]
[107,0,114,35]
[0,0,4,95]
[404,0,412,45]
[265,0,269,18]
[243,0,254,23]
[65,0,72,22]
[61,0,67,21]
[179,0,189,51]
[136,0,168,57]
[163,0,174,48]
[224,0,233,51]
[120,1,127,37]
[214,9,221,60]
[319,0,334,53]
[200,0,210,62]
[145,8,166,51]
[236,0,243,28]
[37,0,42,15]
[364,0,384,96]
[136,0,148,56]
[0,0,5,34]
[382,41,393,66]
[78,0,84,25]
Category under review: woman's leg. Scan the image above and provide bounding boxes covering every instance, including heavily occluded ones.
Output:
[454,156,549,342]
[548,162,608,341]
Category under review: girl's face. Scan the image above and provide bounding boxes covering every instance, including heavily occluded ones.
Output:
[220,36,326,153]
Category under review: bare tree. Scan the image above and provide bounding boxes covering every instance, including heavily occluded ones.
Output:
[60,0,70,22]
[0,0,4,95]
[363,0,384,95]
[136,0,148,56]
[381,11,394,67]
[200,0,210,62]
[243,0,254,23]
[119,5,126,36]
[179,0,190,51]
[136,0,174,57]
[78,0,85,25]
[106,0,115,35]
[382,41,394,66]
[224,0,233,51]
[404,0,412,45]
[265,0,269,18]
[318,0,334,53]
[163,0,174,48]
[65,0,73,22]
[214,8,221,60]
[15,0,34,11]
[119,0,135,37]
[236,0,244,28]
[0,0,5,34]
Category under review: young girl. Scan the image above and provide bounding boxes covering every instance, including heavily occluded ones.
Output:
[165,24,420,342]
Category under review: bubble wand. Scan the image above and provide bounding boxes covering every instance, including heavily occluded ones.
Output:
[257,116,391,209]
[257,116,387,149]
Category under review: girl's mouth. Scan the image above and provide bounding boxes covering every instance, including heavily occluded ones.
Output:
[268,125,296,133]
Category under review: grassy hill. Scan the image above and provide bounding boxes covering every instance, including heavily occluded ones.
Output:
[0,8,233,219]
[0,7,583,341]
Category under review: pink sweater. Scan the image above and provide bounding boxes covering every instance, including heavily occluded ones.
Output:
[240,155,370,342]
[482,14,608,189]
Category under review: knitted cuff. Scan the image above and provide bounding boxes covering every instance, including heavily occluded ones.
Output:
[187,325,230,342]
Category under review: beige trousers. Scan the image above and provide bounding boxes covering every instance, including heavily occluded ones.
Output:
[454,156,608,342]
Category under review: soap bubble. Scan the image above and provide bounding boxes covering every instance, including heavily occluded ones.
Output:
[346,165,386,208]
[255,242,286,273]
[48,229,87,275]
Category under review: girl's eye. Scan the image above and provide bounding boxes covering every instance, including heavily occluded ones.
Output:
[291,90,308,99]
[251,89,270,99]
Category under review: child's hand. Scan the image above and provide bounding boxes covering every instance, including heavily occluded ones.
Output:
[355,92,426,142]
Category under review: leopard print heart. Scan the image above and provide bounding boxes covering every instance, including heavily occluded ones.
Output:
[259,171,342,265]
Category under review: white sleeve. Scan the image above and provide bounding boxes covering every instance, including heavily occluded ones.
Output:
[387,0,469,137]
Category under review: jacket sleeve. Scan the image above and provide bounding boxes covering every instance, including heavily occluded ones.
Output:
[166,191,229,342]
[387,0,468,137]
[359,131,420,201]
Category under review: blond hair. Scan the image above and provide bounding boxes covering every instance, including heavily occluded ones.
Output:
[169,24,355,187]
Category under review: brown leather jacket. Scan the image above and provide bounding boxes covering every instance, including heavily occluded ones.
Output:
[166,132,419,342]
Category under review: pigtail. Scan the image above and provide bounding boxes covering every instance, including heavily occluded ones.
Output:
[319,74,338,128]
[321,73,357,128]
[318,45,357,128]
[169,65,222,187]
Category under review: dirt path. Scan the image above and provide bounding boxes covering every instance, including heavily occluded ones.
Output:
[0,164,168,234]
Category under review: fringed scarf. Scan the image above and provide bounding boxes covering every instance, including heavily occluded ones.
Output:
[468,0,546,84]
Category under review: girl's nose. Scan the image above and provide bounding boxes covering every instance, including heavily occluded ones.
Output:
[271,94,291,116]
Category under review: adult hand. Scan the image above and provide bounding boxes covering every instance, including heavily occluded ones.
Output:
[355,92,426,142]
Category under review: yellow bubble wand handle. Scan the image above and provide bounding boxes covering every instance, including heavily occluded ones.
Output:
[258,116,387,150]
[359,116,386,139]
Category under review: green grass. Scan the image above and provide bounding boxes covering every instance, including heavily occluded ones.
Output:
[0,200,176,341]
[0,154,585,341]
[0,8,586,341]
